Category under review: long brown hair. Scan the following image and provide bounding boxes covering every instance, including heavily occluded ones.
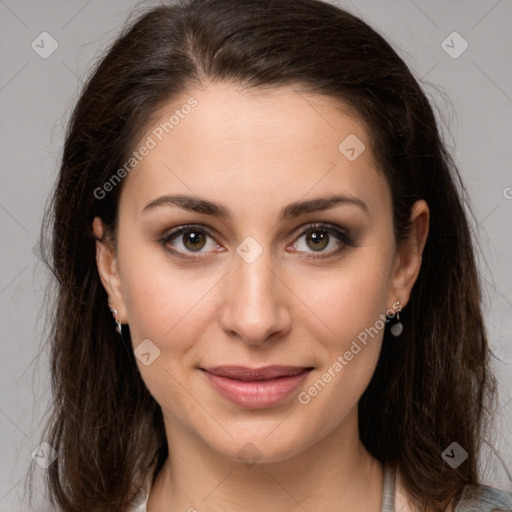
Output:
[31,0,498,510]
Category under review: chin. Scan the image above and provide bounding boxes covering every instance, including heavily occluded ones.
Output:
[202,421,319,466]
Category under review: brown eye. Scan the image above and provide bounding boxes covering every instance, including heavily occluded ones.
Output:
[305,230,329,252]
[180,229,207,251]
[291,223,352,259]
[159,225,221,259]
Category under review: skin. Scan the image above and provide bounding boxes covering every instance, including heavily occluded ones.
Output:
[93,82,429,512]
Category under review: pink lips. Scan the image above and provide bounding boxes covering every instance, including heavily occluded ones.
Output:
[201,365,313,409]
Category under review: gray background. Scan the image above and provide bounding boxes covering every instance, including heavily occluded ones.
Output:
[1,0,511,509]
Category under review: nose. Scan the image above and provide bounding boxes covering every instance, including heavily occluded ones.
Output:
[218,246,291,346]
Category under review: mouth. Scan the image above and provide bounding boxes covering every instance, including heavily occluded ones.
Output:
[200,366,314,409]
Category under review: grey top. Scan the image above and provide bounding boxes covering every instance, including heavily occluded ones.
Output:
[380,463,395,511]
[127,463,512,511]
[380,464,512,512]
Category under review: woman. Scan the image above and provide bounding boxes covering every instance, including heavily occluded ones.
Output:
[33,0,512,510]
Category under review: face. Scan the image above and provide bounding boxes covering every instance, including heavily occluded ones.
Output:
[94,82,428,464]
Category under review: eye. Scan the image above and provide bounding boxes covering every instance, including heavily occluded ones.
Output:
[158,225,222,260]
[289,223,352,259]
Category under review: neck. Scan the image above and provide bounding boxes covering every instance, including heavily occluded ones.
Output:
[147,410,384,512]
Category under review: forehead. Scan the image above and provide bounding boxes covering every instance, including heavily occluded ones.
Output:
[119,82,390,221]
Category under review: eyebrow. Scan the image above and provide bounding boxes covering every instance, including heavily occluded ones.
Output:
[141,193,368,220]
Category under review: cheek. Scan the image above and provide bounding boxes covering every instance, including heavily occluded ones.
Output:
[293,242,394,417]
[117,248,218,425]
[117,234,217,345]
[303,249,394,351]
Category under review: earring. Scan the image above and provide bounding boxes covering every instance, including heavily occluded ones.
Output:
[109,307,122,335]
[390,302,403,337]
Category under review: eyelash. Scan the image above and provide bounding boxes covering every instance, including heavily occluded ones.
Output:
[157,222,353,261]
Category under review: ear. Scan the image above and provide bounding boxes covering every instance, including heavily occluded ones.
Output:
[92,217,128,323]
[389,199,430,308]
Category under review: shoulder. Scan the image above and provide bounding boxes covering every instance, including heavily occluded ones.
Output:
[454,482,512,511]
[124,465,154,512]
[125,485,149,512]
[125,486,149,512]
[394,466,512,512]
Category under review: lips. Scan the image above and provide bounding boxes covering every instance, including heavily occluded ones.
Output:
[202,365,312,381]
[200,365,313,409]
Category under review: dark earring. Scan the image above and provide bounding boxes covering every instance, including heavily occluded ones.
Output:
[390,302,403,337]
